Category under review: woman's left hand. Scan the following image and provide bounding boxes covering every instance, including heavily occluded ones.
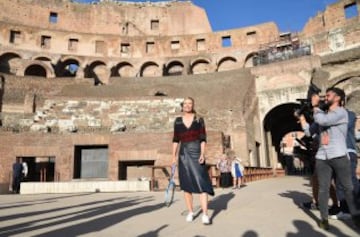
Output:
[198,155,205,164]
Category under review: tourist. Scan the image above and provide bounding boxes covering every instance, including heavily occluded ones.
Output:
[230,155,244,189]
[12,158,23,194]
[172,97,214,225]
[311,87,360,230]
[22,161,28,181]
[331,107,359,220]
[216,154,232,188]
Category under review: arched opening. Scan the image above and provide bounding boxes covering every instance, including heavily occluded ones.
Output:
[111,62,134,77]
[140,61,161,77]
[85,61,106,78]
[34,56,52,62]
[244,53,257,68]
[58,58,80,77]
[217,56,237,72]
[24,64,47,78]
[263,103,302,170]
[191,59,210,74]
[346,89,360,114]
[279,131,311,175]
[0,52,21,74]
[164,61,184,76]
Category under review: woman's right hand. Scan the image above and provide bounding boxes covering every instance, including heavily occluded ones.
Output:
[171,156,177,165]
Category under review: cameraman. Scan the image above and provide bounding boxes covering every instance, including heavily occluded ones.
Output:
[312,87,360,230]
[297,111,338,212]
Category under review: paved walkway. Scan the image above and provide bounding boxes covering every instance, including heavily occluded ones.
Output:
[0,176,359,237]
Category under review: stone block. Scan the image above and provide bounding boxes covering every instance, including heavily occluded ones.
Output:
[58,119,77,132]
[110,122,126,133]
[88,118,101,127]
[30,124,49,133]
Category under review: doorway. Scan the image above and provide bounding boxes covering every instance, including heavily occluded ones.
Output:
[19,156,55,182]
[118,160,155,181]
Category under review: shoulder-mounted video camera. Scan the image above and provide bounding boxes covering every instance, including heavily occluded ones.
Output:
[294,83,328,123]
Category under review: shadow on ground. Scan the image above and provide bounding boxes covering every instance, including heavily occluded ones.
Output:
[279,189,358,237]
[208,192,235,223]
[0,195,161,237]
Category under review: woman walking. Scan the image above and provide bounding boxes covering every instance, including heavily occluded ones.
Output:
[172,97,214,225]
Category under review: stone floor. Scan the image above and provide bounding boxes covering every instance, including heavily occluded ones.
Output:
[0,176,359,237]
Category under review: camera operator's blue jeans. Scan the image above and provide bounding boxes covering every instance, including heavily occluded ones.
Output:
[316,156,360,220]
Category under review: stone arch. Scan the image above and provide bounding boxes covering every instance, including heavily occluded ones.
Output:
[111,62,135,77]
[263,103,302,168]
[19,60,55,78]
[346,89,360,114]
[190,58,211,74]
[164,60,185,76]
[24,64,47,78]
[0,52,22,74]
[60,55,84,67]
[84,60,107,78]
[32,55,53,62]
[244,52,258,68]
[217,56,238,72]
[57,58,81,77]
[329,71,360,88]
[140,61,161,77]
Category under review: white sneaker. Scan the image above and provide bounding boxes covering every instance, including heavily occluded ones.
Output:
[202,214,210,225]
[186,212,194,222]
[329,211,351,220]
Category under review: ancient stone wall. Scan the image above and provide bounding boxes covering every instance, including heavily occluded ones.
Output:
[0,0,212,36]
[1,0,360,193]
[302,0,360,54]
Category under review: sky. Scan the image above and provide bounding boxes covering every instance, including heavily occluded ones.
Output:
[74,0,340,32]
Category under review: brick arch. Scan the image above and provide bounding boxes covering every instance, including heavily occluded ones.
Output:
[32,55,55,64]
[21,61,55,78]
[263,102,303,166]
[190,58,211,75]
[244,52,258,68]
[329,71,360,88]
[0,52,22,74]
[0,51,23,59]
[164,60,185,76]
[84,60,107,78]
[60,56,84,67]
[111,62,135,77]
[57,58,81,77]
[217,56,238,72]
[140,61,161,77]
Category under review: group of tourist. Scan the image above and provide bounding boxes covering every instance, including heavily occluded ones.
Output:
[296,87,360,230]
[216,153,245,189]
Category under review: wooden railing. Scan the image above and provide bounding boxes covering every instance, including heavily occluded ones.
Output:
[151,164,284,191]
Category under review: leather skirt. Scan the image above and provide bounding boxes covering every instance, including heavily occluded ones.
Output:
[178,140,214,196]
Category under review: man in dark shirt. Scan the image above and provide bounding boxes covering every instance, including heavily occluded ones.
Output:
[12,158,23,194]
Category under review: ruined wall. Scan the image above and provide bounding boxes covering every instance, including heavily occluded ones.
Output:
[0,0,212,36]
[302,0,360,54]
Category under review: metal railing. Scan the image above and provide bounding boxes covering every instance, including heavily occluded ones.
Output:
[253,45,311,66]
[151,165,285,191]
